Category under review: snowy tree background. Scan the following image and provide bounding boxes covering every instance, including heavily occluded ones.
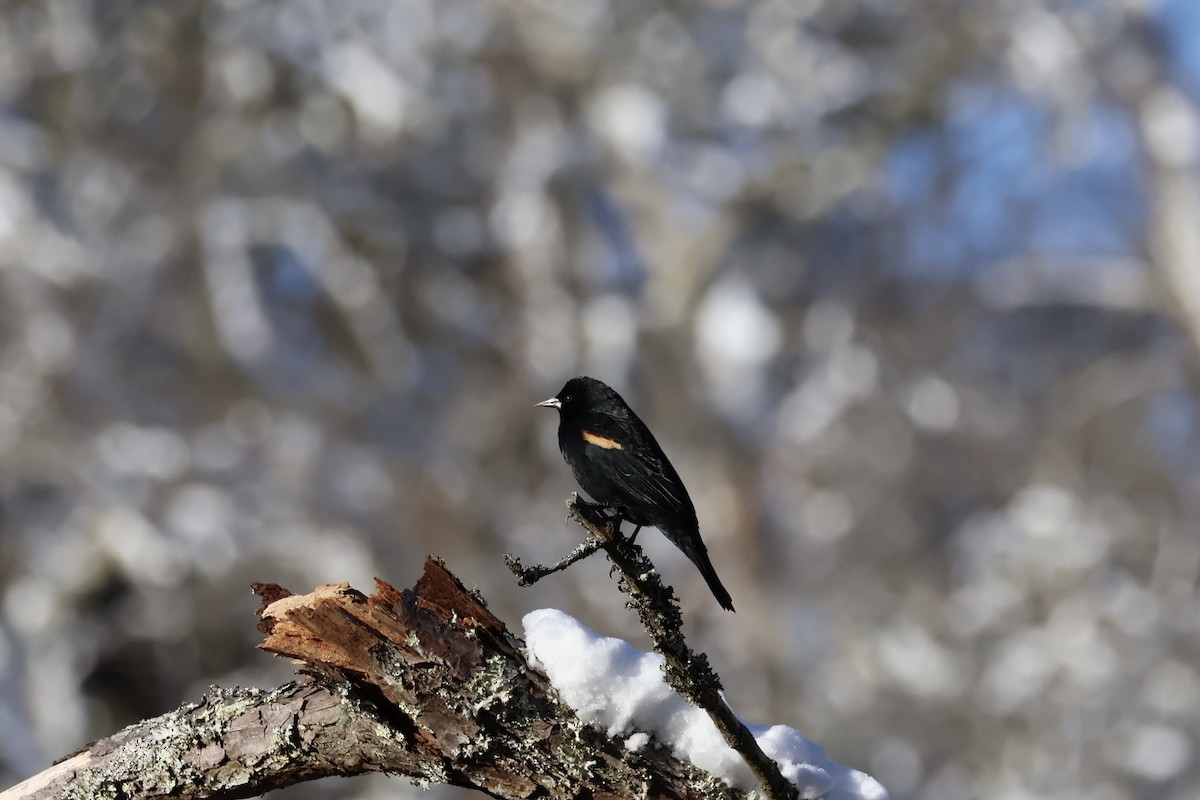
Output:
[2,1,1200,798]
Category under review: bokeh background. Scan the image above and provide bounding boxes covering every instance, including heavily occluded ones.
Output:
[2,1,1200,798]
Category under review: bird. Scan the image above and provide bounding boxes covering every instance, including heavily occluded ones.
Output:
[536,376,735,611]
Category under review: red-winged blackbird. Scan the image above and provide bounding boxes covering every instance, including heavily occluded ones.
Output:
[537,376,735,611]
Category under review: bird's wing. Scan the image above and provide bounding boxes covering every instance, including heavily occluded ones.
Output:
[576,411,689,516]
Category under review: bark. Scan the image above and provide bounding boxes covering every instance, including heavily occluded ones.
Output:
[1,682,414,800]
[2,557,743,800]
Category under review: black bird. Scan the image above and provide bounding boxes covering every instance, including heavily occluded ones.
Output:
[537,376,735,611]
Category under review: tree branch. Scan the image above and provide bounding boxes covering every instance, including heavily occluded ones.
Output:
[3,558,743,800]
[507,494,798,800]
[1,681,415,800]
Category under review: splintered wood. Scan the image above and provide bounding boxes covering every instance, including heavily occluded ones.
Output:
[255,561,513,693]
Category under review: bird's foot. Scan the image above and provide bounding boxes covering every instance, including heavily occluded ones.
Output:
[571,497,623,529]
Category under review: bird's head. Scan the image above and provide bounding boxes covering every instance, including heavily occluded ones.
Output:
[536,376,624,418]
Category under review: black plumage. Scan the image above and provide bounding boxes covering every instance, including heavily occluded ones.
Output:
[537,376,735,611]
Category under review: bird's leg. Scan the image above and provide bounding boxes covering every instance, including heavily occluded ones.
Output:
[580,498,625,531]
[569,496,624,537]
[575,496,615,517]
[597,505,622,523]
[627,525,643,544]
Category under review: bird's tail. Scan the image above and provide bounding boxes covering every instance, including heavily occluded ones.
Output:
[664,526,735,612]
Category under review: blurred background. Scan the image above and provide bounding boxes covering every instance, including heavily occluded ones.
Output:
[2,1,1200,798]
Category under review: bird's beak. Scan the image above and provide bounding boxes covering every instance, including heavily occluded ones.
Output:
[536,397,561,409]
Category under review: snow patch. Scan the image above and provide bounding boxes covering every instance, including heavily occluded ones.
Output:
[524,608,888,799]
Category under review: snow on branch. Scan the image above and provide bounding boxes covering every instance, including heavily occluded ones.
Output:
[507,495,886,800]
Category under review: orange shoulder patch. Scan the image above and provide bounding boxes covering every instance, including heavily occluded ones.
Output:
[581,430,624,450]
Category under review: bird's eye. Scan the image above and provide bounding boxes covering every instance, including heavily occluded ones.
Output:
[562,394,573,403]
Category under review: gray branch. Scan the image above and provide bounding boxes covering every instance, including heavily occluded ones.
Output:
[2,682,415,800]
[508,494,798,800]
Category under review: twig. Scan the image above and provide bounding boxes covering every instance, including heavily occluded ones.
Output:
[509,494,799,800]
[504,534,605,585]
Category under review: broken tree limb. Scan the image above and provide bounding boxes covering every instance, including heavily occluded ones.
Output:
[2,557,742,800]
